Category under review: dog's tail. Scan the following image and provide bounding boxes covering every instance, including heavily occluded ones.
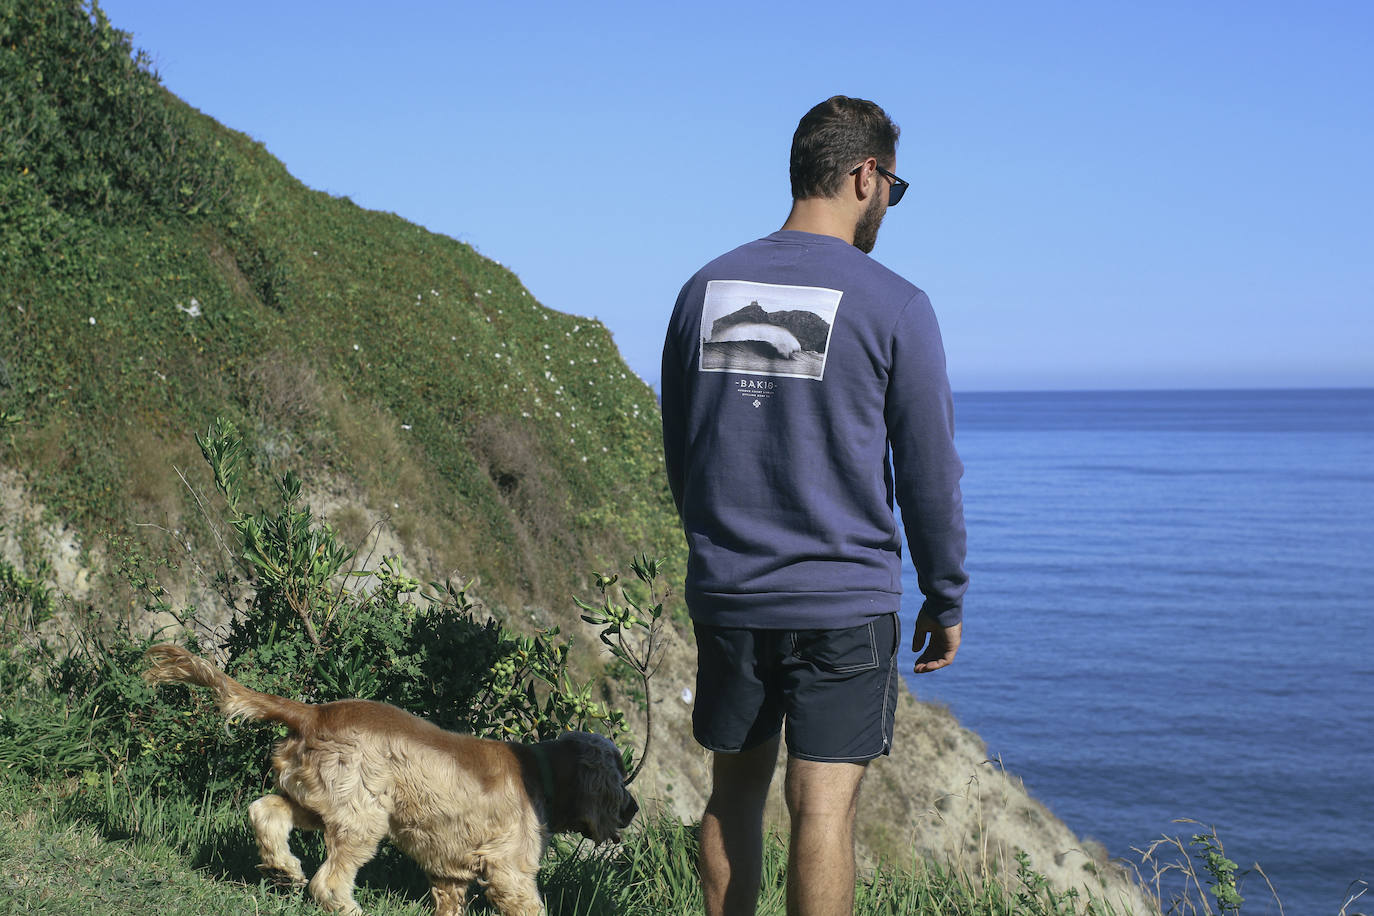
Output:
[143,644,316,733]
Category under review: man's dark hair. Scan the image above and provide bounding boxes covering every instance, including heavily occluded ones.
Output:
[789,96,900,200]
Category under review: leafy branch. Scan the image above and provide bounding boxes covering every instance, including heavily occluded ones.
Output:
[195,418,352,649]
[575,553,668,785]
[1192,829,1244,915]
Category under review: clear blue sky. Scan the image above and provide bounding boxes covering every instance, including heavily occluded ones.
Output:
[99,0,1373,392]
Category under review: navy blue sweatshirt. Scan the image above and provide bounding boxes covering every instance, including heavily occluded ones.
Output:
[661,230,967,629]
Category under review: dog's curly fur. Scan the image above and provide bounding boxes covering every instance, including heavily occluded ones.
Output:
[143,644,638,915]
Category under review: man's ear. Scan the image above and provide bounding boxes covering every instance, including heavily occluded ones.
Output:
[852,157,879,201]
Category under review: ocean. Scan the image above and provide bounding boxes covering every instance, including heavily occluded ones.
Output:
[897,389,1374,916]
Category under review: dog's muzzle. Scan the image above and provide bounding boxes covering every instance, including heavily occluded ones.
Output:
[606,794,638,843]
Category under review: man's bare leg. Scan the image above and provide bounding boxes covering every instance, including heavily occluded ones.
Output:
[783,757,868,916]
[700,735,781,916]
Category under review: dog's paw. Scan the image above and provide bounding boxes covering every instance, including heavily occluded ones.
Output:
[257,863,308,889]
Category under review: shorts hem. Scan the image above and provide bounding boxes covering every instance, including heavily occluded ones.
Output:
[787,745,891,764]
[695,731,782,755]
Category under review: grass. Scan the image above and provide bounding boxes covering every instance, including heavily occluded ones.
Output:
[12,752,1364,916]
[0,773,1140,916]
[0,777,422,916]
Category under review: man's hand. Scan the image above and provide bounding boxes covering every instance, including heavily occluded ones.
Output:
[911,617,961,673]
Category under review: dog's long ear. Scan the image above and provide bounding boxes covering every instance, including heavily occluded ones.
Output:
[538,739,583,833]
[556,732,633,843]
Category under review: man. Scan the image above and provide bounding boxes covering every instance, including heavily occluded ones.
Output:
[660,96,968,916]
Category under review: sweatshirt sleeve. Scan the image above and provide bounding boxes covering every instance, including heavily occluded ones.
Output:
[884,290,968,626]
[660,287,689,518]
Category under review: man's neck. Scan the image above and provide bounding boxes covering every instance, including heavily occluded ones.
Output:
[780,198,855,246]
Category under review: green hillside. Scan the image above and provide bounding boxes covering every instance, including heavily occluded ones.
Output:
[0,0,679,611]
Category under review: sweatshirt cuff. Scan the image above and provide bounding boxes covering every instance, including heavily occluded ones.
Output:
[919,602,963,628]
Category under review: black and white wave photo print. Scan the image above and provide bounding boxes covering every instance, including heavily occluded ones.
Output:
[697,280,841,381]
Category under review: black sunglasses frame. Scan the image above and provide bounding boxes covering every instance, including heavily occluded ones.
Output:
[849,163,909,207]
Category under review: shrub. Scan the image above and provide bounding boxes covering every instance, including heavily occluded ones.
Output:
[2,418,633,811]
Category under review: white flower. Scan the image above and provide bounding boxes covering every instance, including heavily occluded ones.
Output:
[353,344,360,351]
[88,316,95,325]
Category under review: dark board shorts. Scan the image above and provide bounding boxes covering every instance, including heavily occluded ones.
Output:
[691,613,901,763]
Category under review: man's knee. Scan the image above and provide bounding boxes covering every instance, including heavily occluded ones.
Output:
[783,758,867,818]
[710,735,780,790]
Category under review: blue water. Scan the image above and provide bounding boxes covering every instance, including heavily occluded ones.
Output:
[897,389,1374,916]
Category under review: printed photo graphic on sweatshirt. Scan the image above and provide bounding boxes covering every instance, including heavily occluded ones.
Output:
[697,280,842,381]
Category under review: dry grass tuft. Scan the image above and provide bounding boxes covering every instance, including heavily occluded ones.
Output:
[14,416,73,477]
[121,428,202,529]
[237,351,325,432]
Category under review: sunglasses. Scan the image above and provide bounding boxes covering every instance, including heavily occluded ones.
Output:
[849,163,909,207]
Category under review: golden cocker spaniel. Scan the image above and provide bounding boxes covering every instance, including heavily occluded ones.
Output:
[143,644,638,915]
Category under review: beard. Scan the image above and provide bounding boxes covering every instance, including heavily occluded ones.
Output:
[852,187,886,253]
